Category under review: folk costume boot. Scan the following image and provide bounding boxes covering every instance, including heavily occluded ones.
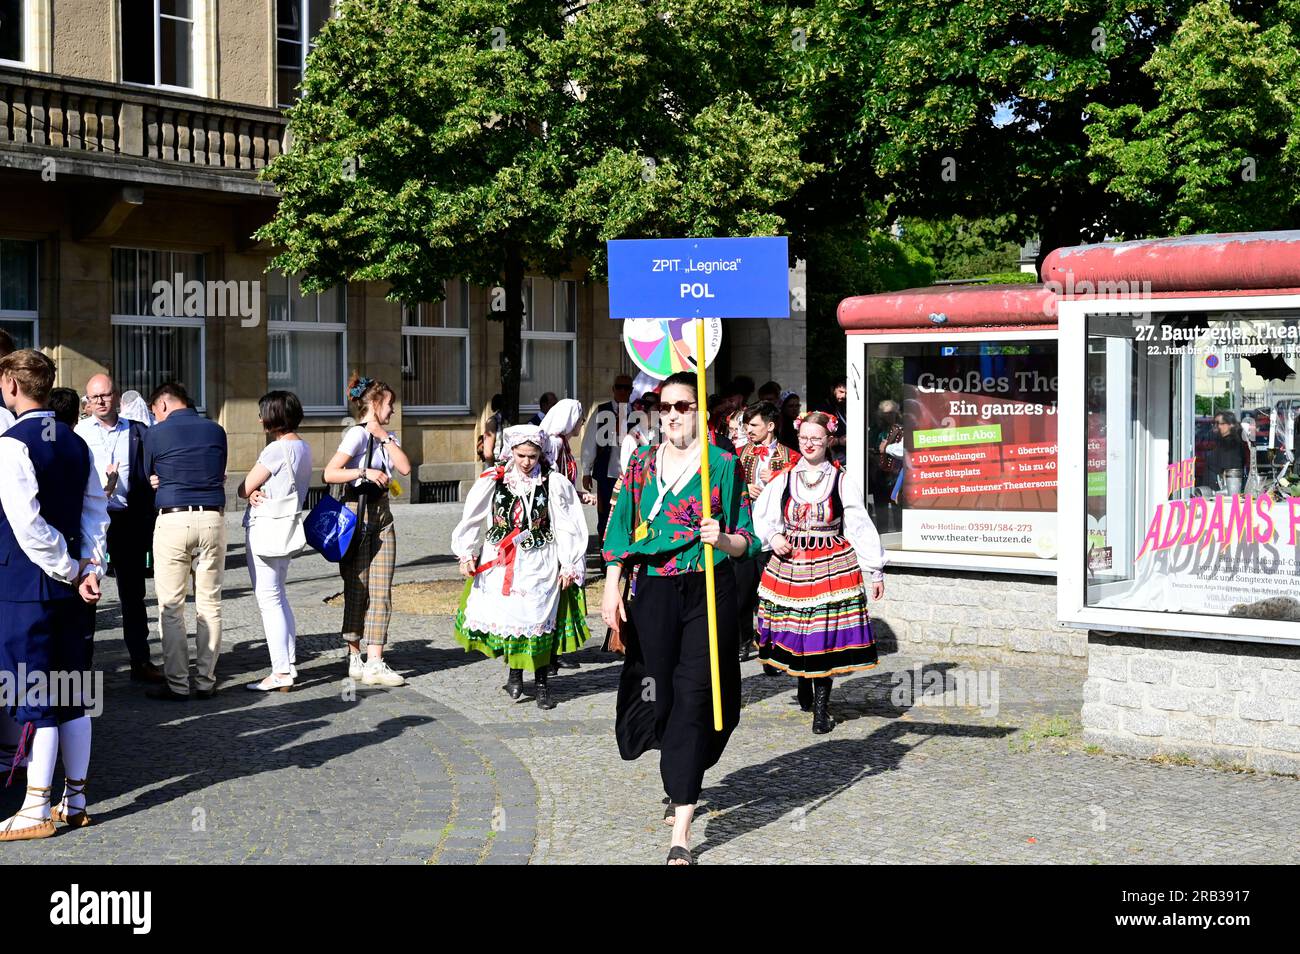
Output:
[504,668,525,701]
[811,678,834,735]
[796,677,814,712]
[534,667,556,711]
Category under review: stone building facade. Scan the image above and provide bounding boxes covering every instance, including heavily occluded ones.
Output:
[0,1,807,503]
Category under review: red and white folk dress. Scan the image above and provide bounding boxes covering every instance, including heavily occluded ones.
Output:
[753,459,886,677]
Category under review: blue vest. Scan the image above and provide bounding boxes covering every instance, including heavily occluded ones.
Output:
[0,411,92,602]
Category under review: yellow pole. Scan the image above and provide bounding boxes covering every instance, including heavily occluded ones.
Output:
[695,318,723,731]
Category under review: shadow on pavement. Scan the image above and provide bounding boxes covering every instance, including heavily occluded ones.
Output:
[693,720,1016,861]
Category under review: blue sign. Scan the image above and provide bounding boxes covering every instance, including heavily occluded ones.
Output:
[607,237,791,320]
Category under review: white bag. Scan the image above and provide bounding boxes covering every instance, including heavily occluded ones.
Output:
[247,446,307,559]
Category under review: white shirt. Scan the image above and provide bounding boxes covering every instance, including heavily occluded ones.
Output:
[580,402,630,480]
[0,407,14,434]
[0,415,111,583]
[337,425,398,486]
[243,439,313,528]
[75,416,132,510]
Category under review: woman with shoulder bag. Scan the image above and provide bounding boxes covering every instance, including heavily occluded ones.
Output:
[240,391,314,692]
[323,373,413,687]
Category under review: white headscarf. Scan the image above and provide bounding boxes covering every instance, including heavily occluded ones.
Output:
[539,398,584,465]
[500,424,546,486]
[119,390,152,426]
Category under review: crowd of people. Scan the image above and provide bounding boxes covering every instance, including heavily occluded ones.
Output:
[0,353,886,865]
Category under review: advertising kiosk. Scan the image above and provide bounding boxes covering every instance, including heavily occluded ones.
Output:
[842,230,1300,773]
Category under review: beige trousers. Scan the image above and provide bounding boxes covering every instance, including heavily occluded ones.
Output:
[153,510,227,693]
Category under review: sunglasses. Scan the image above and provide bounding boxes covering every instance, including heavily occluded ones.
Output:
[655,400,697,415]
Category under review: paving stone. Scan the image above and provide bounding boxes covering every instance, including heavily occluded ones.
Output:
[1,505,1293,866]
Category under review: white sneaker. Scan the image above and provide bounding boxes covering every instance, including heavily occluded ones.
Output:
[347,652,364,681]
[361,658,406,687]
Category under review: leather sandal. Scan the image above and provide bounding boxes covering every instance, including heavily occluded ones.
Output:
[0,785,56,841]
[666,845,695,865]
[51,777,92,829]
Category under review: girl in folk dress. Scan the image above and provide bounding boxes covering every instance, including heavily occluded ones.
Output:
[754,412,886,734]
[452,426,589,710]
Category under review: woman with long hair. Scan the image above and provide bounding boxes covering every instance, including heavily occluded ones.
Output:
[239,391,313,692]
[754,411,886,734]
[600,371,758,865]
[452,426,589,709]
[323,373,412,687]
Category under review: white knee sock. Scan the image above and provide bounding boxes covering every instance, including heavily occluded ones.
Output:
[59,717,92,810]
[10,726,57,827]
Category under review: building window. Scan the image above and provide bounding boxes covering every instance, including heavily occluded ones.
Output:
[276,0,331,107]
[520,277,577,409]
[401,280,470,413]
[111,247,206,408]
[0,238,38,349]
[863,335,1059,567]
[121,0,195,90]
[1081,309,1300,621]
[0,0,24,65]
[266,271,346,413]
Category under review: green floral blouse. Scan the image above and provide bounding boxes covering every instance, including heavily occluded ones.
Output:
[602,442,760,576]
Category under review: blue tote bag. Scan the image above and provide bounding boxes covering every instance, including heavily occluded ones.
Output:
[304,494,358,562]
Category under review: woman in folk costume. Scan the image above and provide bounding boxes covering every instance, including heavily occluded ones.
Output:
[452,425,589,710]
[754,411,886,735]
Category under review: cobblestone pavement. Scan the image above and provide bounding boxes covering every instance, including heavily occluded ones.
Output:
[3,505,1296,864]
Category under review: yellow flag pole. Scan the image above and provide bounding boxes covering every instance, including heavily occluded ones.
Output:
[695,317,723,732]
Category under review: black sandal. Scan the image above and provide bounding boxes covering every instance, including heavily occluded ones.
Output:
[666,845,694,865]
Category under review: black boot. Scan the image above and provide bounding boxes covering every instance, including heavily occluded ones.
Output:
[796,677,813,712]
[811,678,834,734]
[503,668,524,701]
[547,657,560,677]
[534,667,556,710]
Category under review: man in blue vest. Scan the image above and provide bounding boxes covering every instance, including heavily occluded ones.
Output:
[0,349,109,841]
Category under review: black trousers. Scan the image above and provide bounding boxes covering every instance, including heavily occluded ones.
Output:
[618,562,741,805]
[732,551,771,645]
[104,508,152,665]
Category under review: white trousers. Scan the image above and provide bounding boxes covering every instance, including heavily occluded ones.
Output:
[245,530,296,675]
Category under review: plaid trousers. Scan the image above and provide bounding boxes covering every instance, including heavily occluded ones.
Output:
[340,496,396,647]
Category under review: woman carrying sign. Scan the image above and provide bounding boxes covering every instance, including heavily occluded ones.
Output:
[754,411,886,734]
[600,372,759,865]
[452,425,589,710]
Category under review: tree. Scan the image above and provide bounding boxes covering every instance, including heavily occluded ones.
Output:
[1086,0,1300,234]
[798,1,1197,260]
[258,0,812,421]
[898,214,1024,280]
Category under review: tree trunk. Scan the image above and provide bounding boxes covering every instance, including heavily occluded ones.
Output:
[501,245,525,426]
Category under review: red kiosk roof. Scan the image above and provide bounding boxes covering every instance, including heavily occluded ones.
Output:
[838,230,1300,334]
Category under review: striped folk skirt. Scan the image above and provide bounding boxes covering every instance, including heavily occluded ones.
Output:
[756,537,877,678]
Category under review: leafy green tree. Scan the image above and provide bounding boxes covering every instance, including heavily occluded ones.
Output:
[898,215,1024,280]
[799,1,1195,260]
[1086,0,1300,234]
[258,0,812,420]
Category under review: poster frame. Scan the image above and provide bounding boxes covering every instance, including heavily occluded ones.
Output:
[848,328,1060,576]
[1058,292,1300,646]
